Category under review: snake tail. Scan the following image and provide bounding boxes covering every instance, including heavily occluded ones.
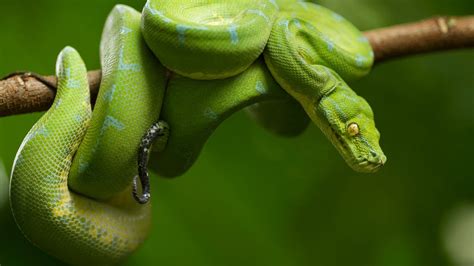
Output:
[133,120,169,204]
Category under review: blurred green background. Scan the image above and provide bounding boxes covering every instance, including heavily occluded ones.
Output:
[1,0,473,265]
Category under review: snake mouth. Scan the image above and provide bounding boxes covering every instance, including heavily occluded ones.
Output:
[330,126,386,173]
[356,157,386,173]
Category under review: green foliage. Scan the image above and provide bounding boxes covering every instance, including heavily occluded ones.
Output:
[0,0,473,265]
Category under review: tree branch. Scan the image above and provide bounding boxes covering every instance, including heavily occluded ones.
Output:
[1,16,473,117]
[365,16,474,62]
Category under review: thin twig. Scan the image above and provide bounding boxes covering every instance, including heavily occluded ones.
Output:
[1,16,473,117]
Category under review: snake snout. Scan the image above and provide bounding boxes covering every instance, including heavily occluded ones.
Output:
[368,150,386,165]
[356,152,387,173]
[348,146,387,173]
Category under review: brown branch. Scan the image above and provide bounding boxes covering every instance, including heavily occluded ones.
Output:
[1,16,473,117]
[366,16,474,62]
[0,71,101,117]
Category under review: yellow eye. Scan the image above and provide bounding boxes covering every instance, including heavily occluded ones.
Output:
[347,123,359,136]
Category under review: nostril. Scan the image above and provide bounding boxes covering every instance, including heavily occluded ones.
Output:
[370,150,377,157]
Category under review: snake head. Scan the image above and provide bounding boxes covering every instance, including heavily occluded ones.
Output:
[316,80,387,173]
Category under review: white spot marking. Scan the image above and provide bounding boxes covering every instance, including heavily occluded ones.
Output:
[55,99,62,108]
[120,26,133,35]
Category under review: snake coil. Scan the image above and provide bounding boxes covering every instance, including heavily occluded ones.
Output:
[9,0,386,264]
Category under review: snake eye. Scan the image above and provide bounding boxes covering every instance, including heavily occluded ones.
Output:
[347,123,360,136]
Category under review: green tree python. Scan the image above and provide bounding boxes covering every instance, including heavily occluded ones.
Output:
[9,0,387,264]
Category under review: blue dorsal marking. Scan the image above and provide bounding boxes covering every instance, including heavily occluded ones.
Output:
[78,159,89,174]
[355,54,366,67]
[55,99,62,108]
[67,79,81,89]
[176,24,190,44]
[247,9,270,22]
[64,67,70,78]
[175,24,208,44]
[74,114,82,122]
[100,115,125,135]
[279,19,289,28]
[256,81,267,95]
[293,19,302,29]
[324,36,335,52]
[358,36,369,43]
[63,67,80,89]
[102,85,116,102]
[27,125,48,142]
[204,107,218,120]
[268,0,278,8]
[279,19,291,37]
[118,46,141,72]
[228,25,239,45]
[332,13,344,22]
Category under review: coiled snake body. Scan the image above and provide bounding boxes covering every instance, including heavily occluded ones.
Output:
[9,0,386,264]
